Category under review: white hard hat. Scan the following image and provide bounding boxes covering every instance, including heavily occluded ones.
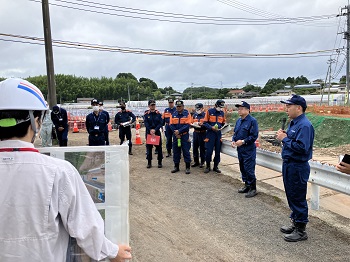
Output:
[0,78,48,111]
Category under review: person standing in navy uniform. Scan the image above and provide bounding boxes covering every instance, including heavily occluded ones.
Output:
[114,101,136,155]
[162,98,176,157]
[169,100,192,174]
[51,105,69,147]
[86,99,108,146]
[231,101,259,198]
[203,99,226,174]
[144,99,163,168]
[99,101,110,145]
[191,103,206,168]
[276,95,314,242]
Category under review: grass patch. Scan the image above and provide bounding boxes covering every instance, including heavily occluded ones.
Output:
[226,111,350,148]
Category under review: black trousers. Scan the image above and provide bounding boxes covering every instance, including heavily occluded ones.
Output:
[119,126,132,147]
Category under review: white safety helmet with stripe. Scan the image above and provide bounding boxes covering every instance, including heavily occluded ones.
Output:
[0,78,48,142]
[0,78,48,110]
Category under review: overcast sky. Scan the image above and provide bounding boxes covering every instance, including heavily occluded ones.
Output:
[0,0,348,91]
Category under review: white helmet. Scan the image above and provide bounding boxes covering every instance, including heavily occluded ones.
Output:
[0,78,48,111]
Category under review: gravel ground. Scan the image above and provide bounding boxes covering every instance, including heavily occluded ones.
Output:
[45,131,350,262]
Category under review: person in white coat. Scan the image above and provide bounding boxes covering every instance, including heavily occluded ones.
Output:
[0,78,132,262]
[40,105,53,147]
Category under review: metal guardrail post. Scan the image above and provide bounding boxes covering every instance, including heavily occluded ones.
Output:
[310,184,320,210]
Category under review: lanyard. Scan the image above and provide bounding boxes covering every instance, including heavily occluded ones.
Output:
[93,113,101,125]
[0,148,39,153]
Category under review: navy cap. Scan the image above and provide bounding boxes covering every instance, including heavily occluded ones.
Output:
[175,100,184,107]
[281,95,307,109]
[195,103,203,109]
[91,98,99,105]
[98,101,103,106]
[52,105,59,112]
[215,99,225,108]
[168,98,174,103]
[148,99,156,105]
[235,101,250,110]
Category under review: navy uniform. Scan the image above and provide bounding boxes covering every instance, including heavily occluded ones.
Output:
[99,101,110,145]
[144,99,163,168]
[232,101,259,198]
[51,105,68,147]
[191,103,207,168]
[169,100,192,174]
[86,99,108,146]
[162,98,176,157]
[203,99,226,173]
[277,95,314,242]
[114,102,136,155]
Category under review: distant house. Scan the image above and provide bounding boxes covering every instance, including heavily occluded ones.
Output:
[228,89,245,98]
[170,92,183,100]
[269,90,293,96]
[338,84,347,93]
[321,84,346,94]
[238,91,259,98]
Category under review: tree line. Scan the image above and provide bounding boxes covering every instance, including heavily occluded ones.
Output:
[0,74,345,103]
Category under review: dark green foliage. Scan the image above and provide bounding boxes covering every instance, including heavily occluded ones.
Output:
[22,74,160,103]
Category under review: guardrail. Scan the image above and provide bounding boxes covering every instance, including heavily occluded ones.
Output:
[221,140,350,210]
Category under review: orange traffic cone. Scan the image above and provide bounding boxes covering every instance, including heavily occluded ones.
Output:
[73,121,79,133]
[108,121,112,132]
[135,129,142,145]
[135,117,141,130]
[255,139,260,148]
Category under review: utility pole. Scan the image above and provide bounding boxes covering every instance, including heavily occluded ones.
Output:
[327,59,336,105]
[42,0,57,108]
[347,5,350,105]
[127,82,131,102]
[340,5,350,105]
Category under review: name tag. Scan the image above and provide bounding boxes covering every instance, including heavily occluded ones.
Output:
[59,118,63,121]
[94,125,99,130]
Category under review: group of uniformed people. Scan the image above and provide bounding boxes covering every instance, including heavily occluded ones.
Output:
[85,99,136,155]
[143,98,228,176]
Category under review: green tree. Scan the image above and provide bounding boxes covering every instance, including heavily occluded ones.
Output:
[116,73,137,81]
[340,75,346,84]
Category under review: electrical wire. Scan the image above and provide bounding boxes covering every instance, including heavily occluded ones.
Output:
[217,0,339,27]
[0,32,340,59]
[28,0,338,26]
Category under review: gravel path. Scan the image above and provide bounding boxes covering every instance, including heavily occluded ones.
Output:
[128,144,350,262]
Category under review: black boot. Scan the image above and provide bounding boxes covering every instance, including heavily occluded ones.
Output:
[171,163,180,173]
[238,183,250,193]
[204,162,211,173]
[245,181,257,198]
[128,146,133,155]
[147,160,152,168]
[158,160,163,168]
[191,157,199,167]
[213,164,221,173]
[284,222,308,242]
[280,219,295,234]
[166,149,172,158]
[185,162,191,174]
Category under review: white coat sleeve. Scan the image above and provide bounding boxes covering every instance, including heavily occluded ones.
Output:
[58,163,119,260]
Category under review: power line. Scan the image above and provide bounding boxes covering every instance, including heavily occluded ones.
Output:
[27,0,338,26]
[0,32,340,59]
[216,0,338,27]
